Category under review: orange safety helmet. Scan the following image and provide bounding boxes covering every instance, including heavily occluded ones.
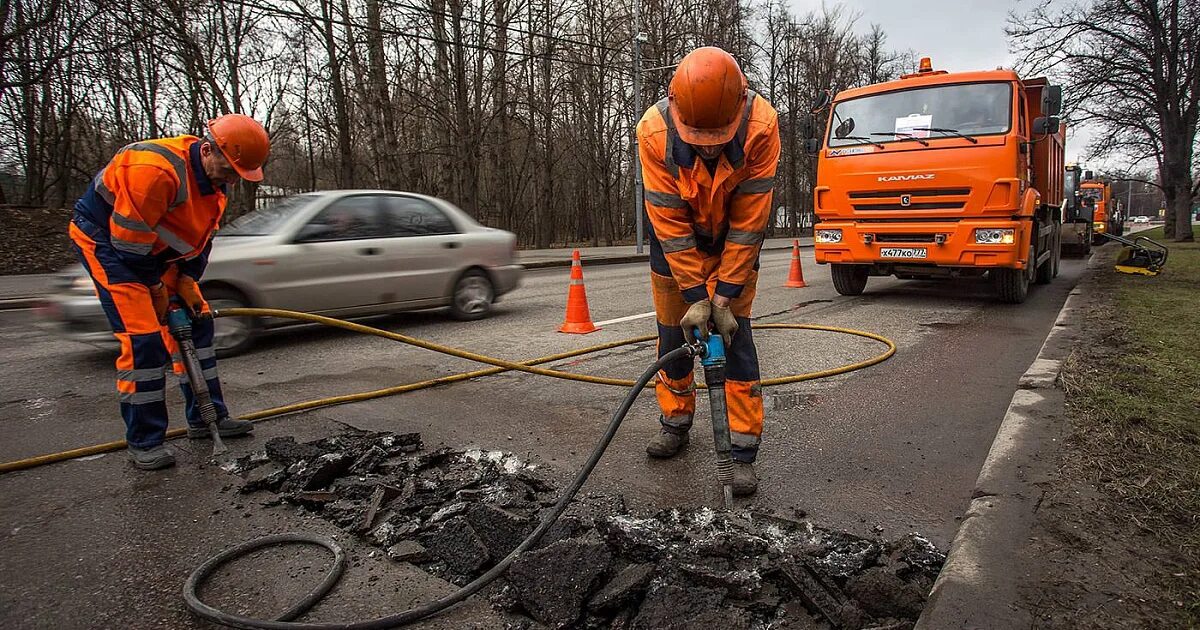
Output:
[668,47,748,147]
[206,114,271,182]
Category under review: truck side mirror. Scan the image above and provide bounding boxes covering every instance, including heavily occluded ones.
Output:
[805,138,821,155]
[1042,85,1062,116]
[799,117,814,138]
[1084,170,1094,180]
[810,92,831,113]
[1032,116,1059,135]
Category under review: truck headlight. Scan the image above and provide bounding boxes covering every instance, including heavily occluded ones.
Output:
[815,229,843,244]
[974,228,1014,244]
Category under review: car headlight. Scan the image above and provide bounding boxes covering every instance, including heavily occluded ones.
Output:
[974,228,1014,244]
[815,229,843,244]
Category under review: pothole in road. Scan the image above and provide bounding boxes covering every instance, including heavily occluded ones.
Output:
[228,430,945,629]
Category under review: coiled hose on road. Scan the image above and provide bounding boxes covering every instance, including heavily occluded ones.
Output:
[184,344,696,630]
[0,308,896,627]
[0,308,895,473]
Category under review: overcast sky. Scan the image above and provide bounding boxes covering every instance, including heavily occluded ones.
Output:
[787,0,1105,166]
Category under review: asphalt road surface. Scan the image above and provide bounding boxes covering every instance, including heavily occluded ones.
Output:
[0,247,1086,627]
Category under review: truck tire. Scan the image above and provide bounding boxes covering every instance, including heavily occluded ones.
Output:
[995,241,1034,303]
[1035,231,1058,284]
[831,264,868,296]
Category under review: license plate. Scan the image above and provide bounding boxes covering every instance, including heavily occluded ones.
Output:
[879,247,927,259]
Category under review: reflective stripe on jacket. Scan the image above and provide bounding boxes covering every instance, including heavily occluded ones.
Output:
[74,136,226,285]
[637,92,781,303]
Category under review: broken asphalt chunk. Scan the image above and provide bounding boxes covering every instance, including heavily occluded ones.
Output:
[507,539,612,628]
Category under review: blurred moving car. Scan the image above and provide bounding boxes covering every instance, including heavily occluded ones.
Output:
[1131,215,1151,224]
[41,190,523,355]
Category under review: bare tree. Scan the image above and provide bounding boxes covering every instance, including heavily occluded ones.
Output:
[1009,0,1200,242]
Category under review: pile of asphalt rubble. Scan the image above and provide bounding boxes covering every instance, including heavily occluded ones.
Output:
[229,430,944,629]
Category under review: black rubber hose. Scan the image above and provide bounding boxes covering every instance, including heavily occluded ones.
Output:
[183,345,696,629]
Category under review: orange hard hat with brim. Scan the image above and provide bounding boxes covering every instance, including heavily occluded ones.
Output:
[668,47,748,146]
[206,114,271,182]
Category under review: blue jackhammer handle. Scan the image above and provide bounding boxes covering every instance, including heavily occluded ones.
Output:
[693,327,726,367]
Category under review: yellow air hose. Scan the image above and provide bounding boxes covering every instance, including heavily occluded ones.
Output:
[0,307,895,474]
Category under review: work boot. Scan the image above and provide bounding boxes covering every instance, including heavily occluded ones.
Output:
[731,461,758,496]
[187,417,254,439]
[646,430,689,458]
[128,445,176,470]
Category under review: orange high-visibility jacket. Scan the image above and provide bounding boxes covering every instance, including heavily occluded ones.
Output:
[76,136,227,285]
[638,91,781,303]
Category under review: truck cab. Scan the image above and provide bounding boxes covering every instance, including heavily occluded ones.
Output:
[812,58,1064,303]
[1080,178,1124,243]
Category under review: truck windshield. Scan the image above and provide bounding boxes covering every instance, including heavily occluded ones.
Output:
[828,82,1013,147]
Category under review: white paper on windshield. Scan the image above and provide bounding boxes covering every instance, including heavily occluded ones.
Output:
[895,114,932,138]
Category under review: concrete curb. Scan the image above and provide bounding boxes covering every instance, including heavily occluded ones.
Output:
[519,242,806,270]
[916,272,1094,629]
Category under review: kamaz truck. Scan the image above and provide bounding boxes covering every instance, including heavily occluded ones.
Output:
[1081,176,1124,244]
[1060,163,1093,255]
[810,58,1065,303]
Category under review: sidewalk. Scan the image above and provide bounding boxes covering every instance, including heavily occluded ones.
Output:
[0,239,813,307]
[518,236,810,268]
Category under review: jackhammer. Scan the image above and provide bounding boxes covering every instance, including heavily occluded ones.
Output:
[692,327,735,508]
[166,302,227,459]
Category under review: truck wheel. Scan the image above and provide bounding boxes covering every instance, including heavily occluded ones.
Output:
[1035,232,1057,284]
[831,264,868,296]
[995,242,1034,303]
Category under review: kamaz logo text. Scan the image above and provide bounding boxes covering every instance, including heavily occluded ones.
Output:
[877,174,935,182]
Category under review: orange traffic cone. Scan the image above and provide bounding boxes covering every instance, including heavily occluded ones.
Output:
[558,250,599,333]
[784,239,808,288]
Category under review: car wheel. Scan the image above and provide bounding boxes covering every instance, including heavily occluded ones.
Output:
[205,287,259,357]
[450,270,494,320]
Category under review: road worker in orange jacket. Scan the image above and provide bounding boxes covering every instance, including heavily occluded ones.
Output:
[70,114,270,470]
[637,47,780,496]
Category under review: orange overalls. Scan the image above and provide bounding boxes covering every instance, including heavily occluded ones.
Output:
[637,92,781,462]
[70,136,228,449]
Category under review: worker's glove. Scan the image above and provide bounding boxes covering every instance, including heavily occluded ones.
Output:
[680,299,712,345]
[711,302,739,348]
[149,282,170,324]
[176,275,210,319]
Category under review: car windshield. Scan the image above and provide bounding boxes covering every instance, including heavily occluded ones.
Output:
[1081,187,1102,200]
[828,82,1013,147]
[221,194,319,235]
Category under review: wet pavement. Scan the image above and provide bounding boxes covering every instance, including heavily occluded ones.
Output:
[0,248,1085,627]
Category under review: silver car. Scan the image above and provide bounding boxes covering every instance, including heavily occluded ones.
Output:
[42,190,523,355]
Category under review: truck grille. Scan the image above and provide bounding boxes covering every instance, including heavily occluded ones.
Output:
[849,187,970,211]
[872,233,939,243]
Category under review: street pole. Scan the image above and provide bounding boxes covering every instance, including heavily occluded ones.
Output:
[632,0,644,254]
[1127,179,1133,218]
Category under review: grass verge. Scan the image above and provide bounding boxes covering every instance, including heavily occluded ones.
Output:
[1059,226,1199,621]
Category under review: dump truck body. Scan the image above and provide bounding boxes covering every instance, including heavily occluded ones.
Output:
[813,60,1064,303]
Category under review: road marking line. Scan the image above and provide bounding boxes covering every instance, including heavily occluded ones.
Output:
[594,311,656,327]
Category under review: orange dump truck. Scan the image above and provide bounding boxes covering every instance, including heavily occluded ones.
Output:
[810,58,1065,303]
[1081,177,1124,244]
